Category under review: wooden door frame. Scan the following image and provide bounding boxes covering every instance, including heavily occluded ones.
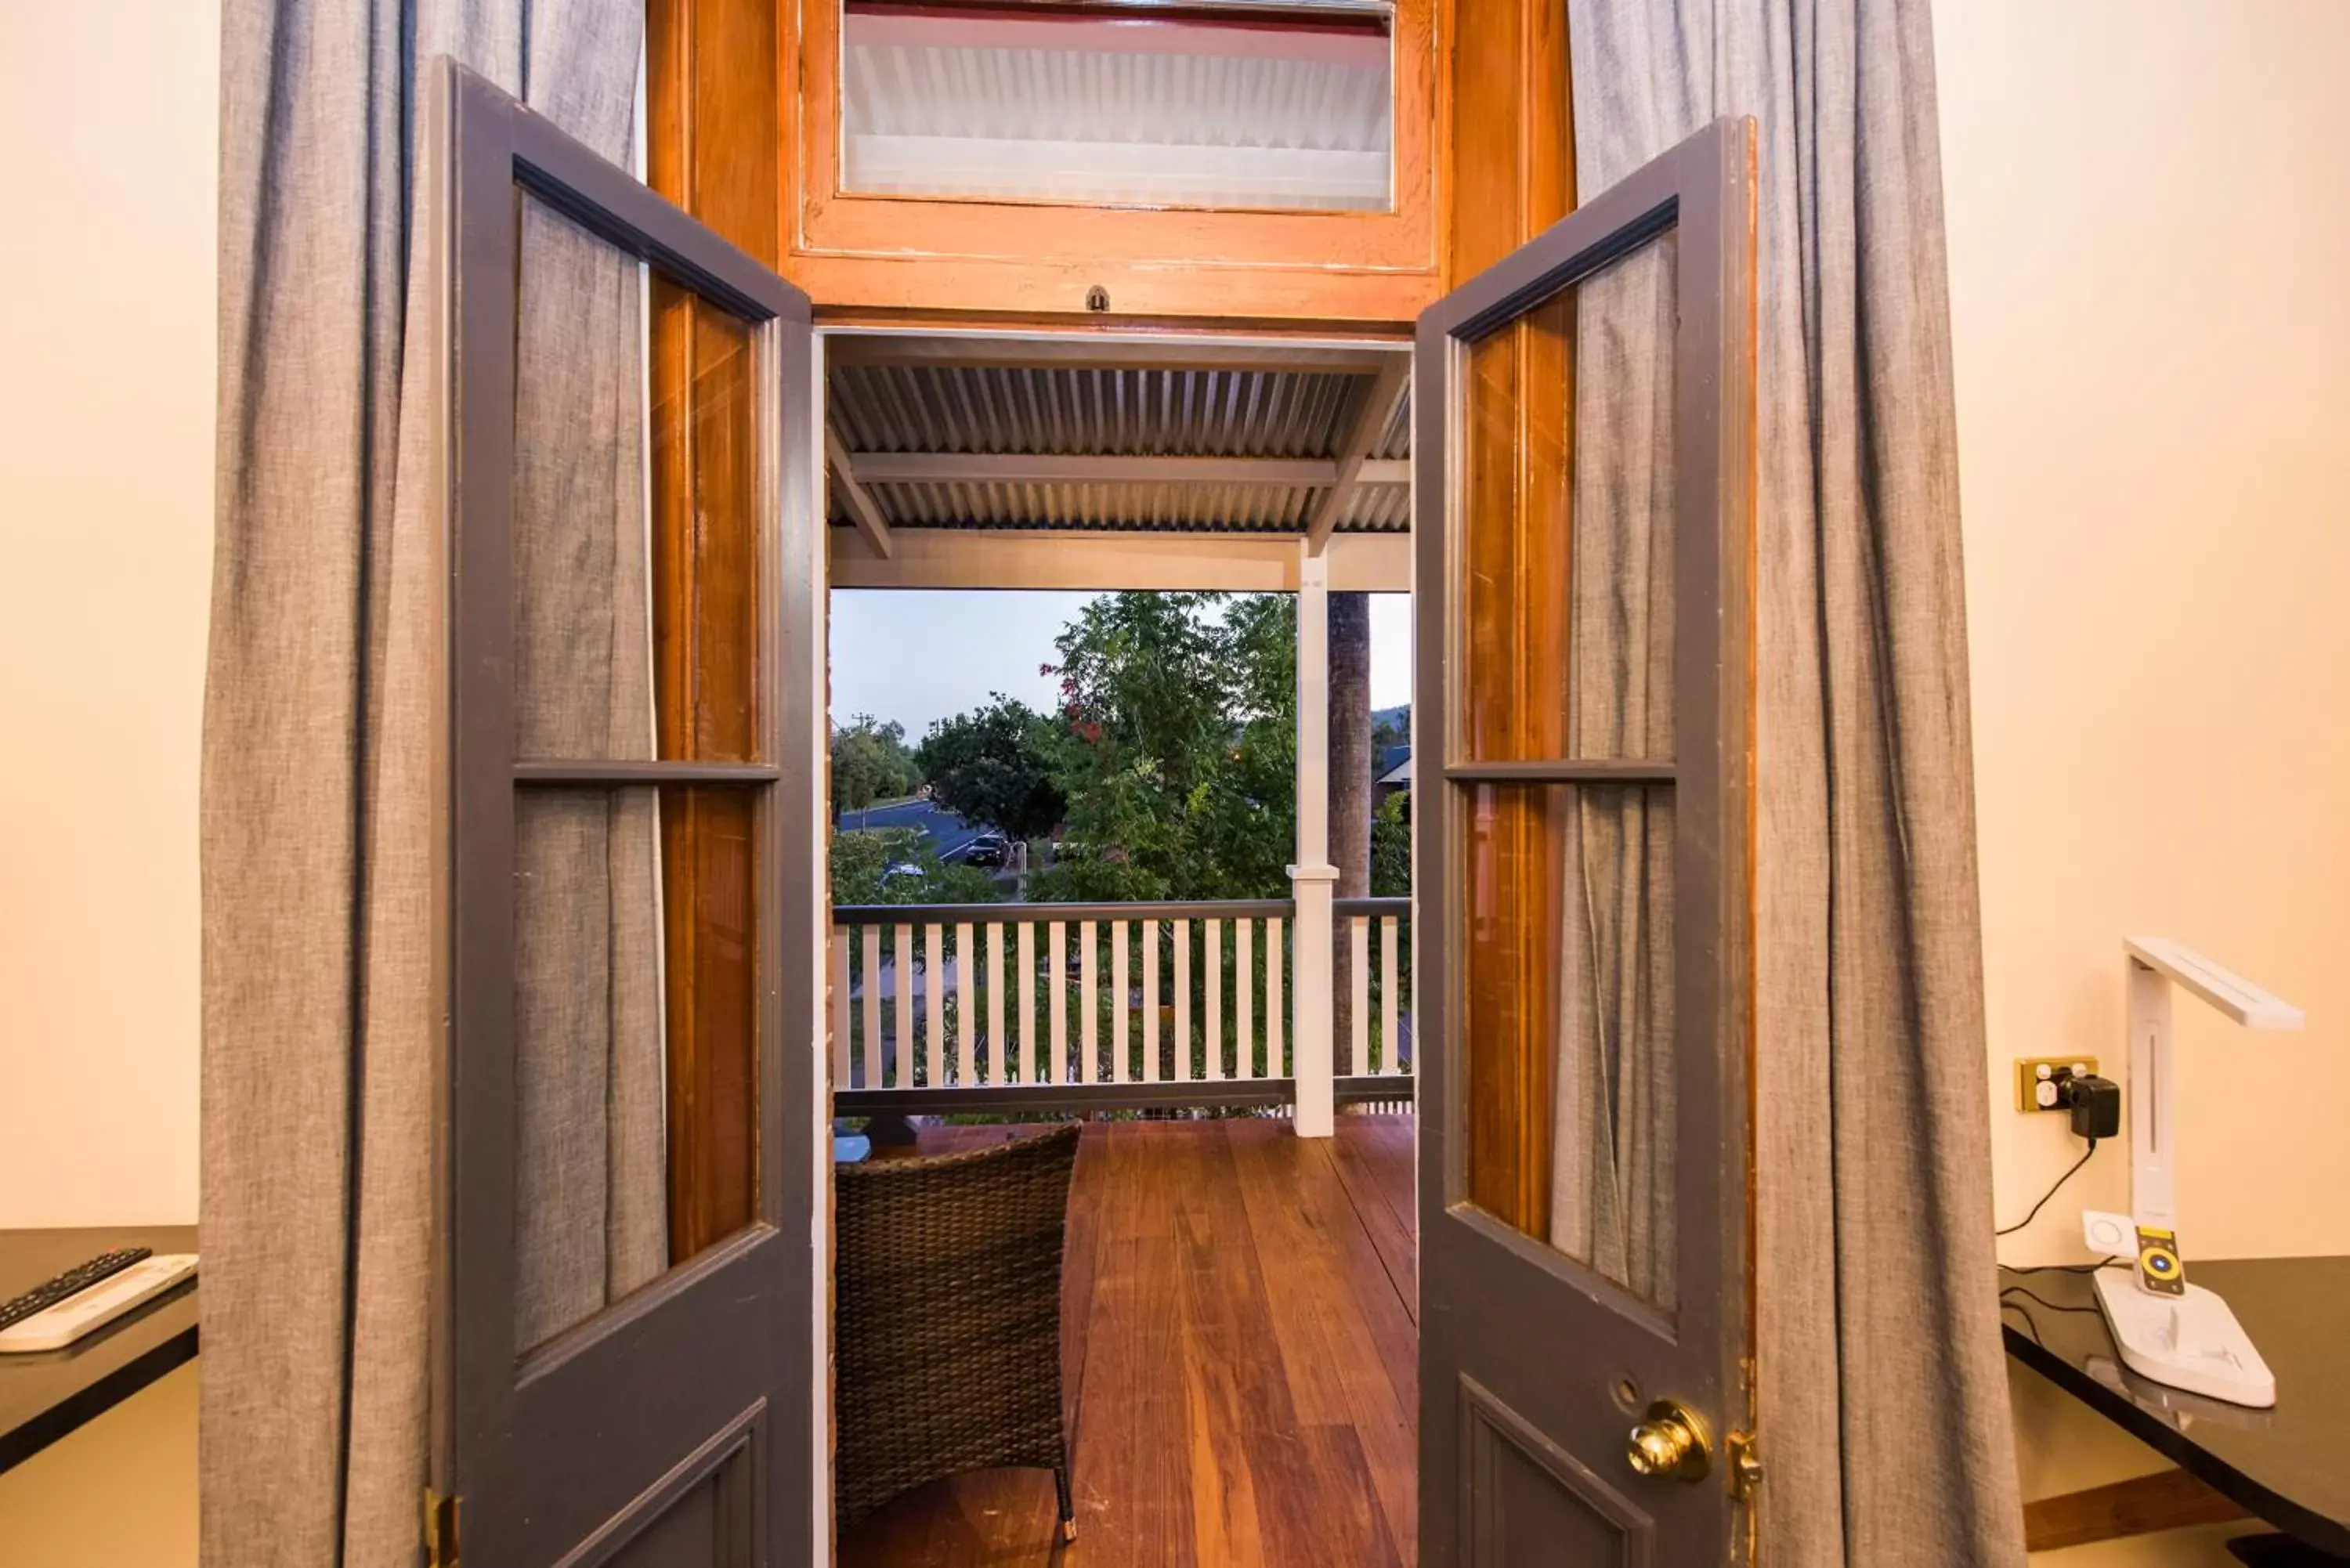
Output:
[783,0,1441,323]
[649,0,1443,327]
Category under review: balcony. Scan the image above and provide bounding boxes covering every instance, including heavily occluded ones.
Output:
[831,897,1413,1118]
[837,1112,1419,1565]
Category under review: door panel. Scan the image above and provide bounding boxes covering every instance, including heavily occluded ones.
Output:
[432,60,817,1566]
[1460,1376,1654,1568]
[1415,119,1756,1565]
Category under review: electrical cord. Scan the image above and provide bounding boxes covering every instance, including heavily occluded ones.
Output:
[1999,1298,2046,1346]
[1998,1284,2104,1317]
[1996,1138,2098,1237]
[2005,1257,2127,1276]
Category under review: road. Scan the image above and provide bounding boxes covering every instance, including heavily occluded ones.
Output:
[837,797,992,862]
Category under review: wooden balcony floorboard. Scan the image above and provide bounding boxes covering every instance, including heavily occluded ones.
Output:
[838,1114,1419,1567]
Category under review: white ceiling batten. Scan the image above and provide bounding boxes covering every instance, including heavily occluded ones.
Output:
[1306,354,1409,551]
[824,425,894,560]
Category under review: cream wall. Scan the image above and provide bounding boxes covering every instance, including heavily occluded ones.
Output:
[0,1,217,1228]
[1938,2,2350,1562]
[0,0,2343,1559]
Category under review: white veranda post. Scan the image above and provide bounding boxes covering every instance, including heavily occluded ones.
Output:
[1290,544,1338,1136]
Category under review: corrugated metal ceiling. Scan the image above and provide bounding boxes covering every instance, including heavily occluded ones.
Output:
[825,346,1412,537]
[829,364,1358,458]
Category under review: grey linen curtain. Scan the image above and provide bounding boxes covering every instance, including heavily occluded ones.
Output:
[205,4,658,1564]
[1563,2,2026,1563]
[1551,237,1680,1310]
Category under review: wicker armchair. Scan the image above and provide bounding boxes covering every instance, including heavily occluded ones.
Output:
[834,1123,1083,1544]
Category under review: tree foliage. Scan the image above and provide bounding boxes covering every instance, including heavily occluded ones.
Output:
[1371,790,1412,898]
[914,695,1065,843]
[830,826,1001,907]
[831,714,919,818]
[1029,592,1297,904]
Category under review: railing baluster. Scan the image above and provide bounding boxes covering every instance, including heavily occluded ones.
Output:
[1206,919,1224,1081]
[860,925,884,1089]
[833,899,1361,1107]
[1111,919,1130,1083]
[1079,919,1100,1085]
[1235,917,1254,1080]
[1017,921,1037,1084]
[1173,919,1192,1082]
[1142,919,1161,1083]
[1350,914,1372,1078]
[831,928,851,1090]
[987,921,1007,1085]
[892,923,914,1090]
[1381,915,1401,1076]
[924,923,945,1089]
[953,920,975,1089]
[1266,916,1285,1079]
[1047,920,1068,1087]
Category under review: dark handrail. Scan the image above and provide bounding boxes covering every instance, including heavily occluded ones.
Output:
[833,898,1296,925]
[1332,897,1410,917]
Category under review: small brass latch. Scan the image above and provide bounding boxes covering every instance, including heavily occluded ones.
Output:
[1727,1430,1764,1499]
[425,1488,461,1568]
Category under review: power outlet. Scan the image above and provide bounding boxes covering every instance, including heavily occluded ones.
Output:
[2014,1056,2099,1113]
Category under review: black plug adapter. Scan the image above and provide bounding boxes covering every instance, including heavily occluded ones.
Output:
[2062,1074,2121,1141]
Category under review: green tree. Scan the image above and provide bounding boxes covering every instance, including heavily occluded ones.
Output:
[1371,790,1412,897]
[1030,591,1296,904]
[914,695,1066,842]
[830,826,1001,907]
[831,714,918,820]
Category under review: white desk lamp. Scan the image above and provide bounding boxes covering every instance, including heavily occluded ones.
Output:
[2079,938,2304,1408]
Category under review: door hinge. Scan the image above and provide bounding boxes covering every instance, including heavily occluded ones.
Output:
[425,1488,462,1568]
[1726,1430,1764,1500]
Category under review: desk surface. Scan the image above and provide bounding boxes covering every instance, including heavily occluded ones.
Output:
[0,1226,198,1475]
[2001,1255,2350,1555]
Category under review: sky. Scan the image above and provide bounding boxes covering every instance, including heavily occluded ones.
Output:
[829,590,1415,738]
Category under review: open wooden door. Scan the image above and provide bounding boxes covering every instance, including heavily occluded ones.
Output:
[430,61,821,1566]
[1414,118,1758,1565]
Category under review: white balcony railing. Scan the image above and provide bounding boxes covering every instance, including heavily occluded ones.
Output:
[830,897,1410,1115]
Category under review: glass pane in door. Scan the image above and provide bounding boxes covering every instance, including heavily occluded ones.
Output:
[649,277,762,763]
[508,193,771,1352]
[1459,782,1676,1312]
[1452,222,1682,1310]
[1456,231,1679,764]
[512,193,657,763]
[514,783,765,1354]
[513,193,765,764]
[513,786,670,1354]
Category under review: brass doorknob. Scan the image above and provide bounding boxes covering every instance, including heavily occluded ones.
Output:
[1625,1400,1711,1483]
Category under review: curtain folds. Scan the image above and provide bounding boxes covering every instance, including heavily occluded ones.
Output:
[205,4,649,1563]
[1550,237,1680,1310]
[1563,2,2026,1563]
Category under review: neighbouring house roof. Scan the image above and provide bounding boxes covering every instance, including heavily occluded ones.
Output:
[825,337,1411,538]
[1376,744,1411,789]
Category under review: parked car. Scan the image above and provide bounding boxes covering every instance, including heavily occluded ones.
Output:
[961,831,1011,869]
